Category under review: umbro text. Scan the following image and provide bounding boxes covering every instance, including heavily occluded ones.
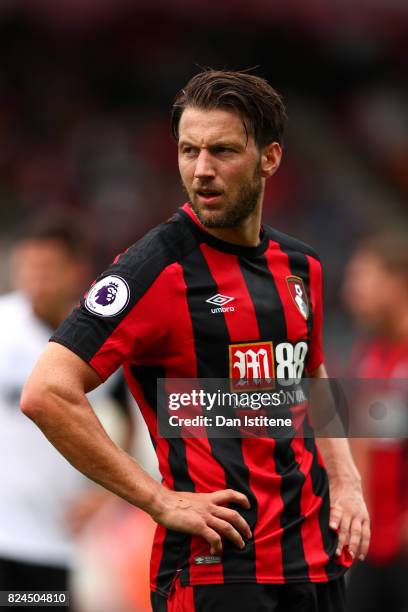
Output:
[211,306,235,314]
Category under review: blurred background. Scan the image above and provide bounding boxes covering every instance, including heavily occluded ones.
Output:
[0,1,406,610]
[0,0,407,366]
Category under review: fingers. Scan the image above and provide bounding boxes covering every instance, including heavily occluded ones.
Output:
[329,505,342,532]
[196,490,252,554]
[356,518,371,561]
[212,506,252,540]
[206,516,246,551]
[330,503,371,561]
[330,504,350,557]
[347,517,362,559]
[335,512,351,557]
[210,488,251,510]
[200,525,223,556]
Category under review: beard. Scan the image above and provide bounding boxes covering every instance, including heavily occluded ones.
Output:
[183,163,263,229]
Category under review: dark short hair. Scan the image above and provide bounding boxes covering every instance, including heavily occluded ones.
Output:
[15,219,85,259]
[171,69,287,148]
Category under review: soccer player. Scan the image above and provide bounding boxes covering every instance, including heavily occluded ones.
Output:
[0,223,133,603]
[343,233,408,612]
[21,71,369,612]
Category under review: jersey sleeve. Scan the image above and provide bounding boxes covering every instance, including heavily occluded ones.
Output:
[50,245,172,382]
[305,255,324,374]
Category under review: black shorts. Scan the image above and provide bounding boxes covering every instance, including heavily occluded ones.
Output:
[151,576,346,612]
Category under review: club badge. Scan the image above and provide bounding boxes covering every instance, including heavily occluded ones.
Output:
[286,276,309,320]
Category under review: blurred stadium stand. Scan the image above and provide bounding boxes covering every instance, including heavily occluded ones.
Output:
[0,5,406,372]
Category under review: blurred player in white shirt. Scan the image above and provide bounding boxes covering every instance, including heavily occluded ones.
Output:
[0,222,133,602]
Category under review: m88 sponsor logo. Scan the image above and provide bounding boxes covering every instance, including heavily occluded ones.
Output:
[229,340,308,392]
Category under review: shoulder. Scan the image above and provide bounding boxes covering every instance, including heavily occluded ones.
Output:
[264,225,321,263]
[109,214,198,282]
[85,213,198,312]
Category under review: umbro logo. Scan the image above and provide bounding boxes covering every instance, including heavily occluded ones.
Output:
[206,294,234,306]
[206,294,235,314]
[194,555,222,565]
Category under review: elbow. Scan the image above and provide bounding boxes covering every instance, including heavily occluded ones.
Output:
[20,382,49,421]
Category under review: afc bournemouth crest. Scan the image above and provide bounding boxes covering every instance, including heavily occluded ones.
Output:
[229,341,275,392]
[286,276,309,320]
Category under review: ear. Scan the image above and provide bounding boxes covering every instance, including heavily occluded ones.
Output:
[260,142,282,179]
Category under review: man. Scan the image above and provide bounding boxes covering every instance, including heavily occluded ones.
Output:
[0,223,133,603]
[343,233,408,612]
[22,71,369,612]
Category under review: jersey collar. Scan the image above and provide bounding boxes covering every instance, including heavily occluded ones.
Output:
[177,203,269,258]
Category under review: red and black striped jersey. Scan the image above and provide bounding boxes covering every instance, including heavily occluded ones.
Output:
[352,338,408,564]
[51,204,351,597]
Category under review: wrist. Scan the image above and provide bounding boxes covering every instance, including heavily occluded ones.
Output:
[142,481,170,521]
[329,472,362,488]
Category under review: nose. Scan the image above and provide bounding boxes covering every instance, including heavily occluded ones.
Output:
[194,149,215,180]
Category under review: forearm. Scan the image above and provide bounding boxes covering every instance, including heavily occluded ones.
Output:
[307,362,369,559]
[317,434,370,560]
[21,383,163,517]
[309,364,361,485]
[316,435,361,486]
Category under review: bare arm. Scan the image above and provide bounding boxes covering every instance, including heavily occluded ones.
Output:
[310,364,370,561]
[21,343,251,554]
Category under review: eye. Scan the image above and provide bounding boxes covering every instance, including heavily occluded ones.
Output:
[181,145,198,157]
[213,146,235,155]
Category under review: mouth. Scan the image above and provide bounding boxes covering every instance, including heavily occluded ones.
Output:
[195,189,223,205]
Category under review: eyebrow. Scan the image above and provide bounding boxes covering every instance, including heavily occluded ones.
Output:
[178,139,243,149]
